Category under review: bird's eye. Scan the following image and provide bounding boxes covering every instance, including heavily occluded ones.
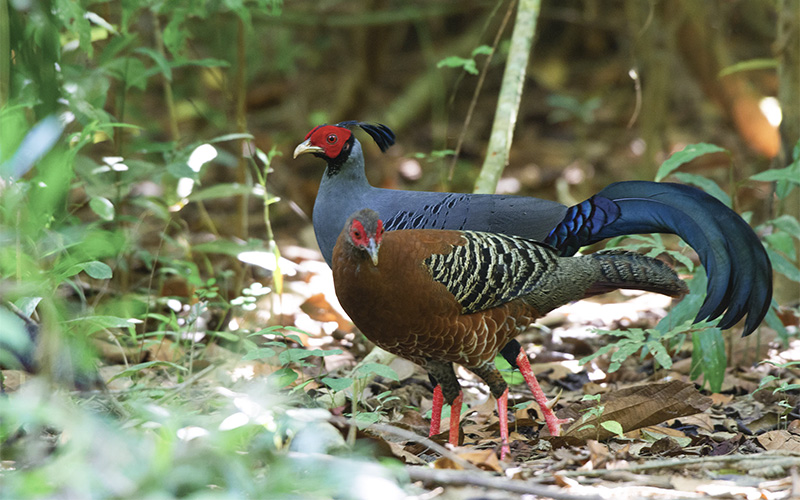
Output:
[326,134,337,144]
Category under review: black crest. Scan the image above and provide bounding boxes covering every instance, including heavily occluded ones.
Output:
[336,121,396,153]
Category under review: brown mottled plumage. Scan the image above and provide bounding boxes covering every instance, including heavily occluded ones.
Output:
[333,208,687,456]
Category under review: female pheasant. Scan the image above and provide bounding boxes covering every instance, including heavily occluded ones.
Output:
[332,208,688,457]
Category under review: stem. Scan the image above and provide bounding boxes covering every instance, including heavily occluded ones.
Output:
[0,0,10,107]
[474,0,541,194]
[235,16,248,241]
[153,15,179,142]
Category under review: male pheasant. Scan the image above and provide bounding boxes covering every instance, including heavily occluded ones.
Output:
[333,208,688,457]
[294,121,772,436]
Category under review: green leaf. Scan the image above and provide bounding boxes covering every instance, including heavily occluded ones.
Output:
[769,215,800,239]
[655,143,728,182]
[136,47,172,81]
[436,56,478,75]
[764,307,788,341]
[471,45,492,56]
[188,183,270,202]
[354,362,400,381]
[64,261,113,280]
[767,249,800,282]
[750,162,800,184]
[107,360,188,382]
[600,420,624,437]
[322,377,353,392]
[764,232,796,259]
[242,347,276,361]
[718,58,778,77]
[646,341,673,370]
[353,412,381,429]
[89,196,115,221]
[671,172,732,207]
[691,328,726,392]
[83,261,113,279]
[269,367,298,388]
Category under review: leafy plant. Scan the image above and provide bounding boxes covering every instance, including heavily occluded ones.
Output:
[574,394,624,440]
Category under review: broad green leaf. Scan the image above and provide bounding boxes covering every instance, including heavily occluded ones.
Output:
[354,362,400,381]
[83,261,113,279]
[269,367,298,388]
[472,45,492,56]
[353,412,381,429]
[750,162,800,184]
[655,143,728,182]
[769,215,800,239]
[764,232,796,258]
[671,172,732,207]
[15,297,42,317]
[0,115,64,180]
[189,183,271,202]
[495,354,524,385]
[107,361,188,382]
[242,347,276,360]
[89,196,115,221]
[764,307,788,341]
[646,341,673,370]
[437,56,478,75]
[767,249,800,282]
[63,261,113,280]
[600,420,624,437]
[691,328,726,392]
[136,47,172,81]
[322,377,353,392]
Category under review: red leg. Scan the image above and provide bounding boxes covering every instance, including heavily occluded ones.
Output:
[515,349,569,436]
[448,392,463,446]
[429,385,444,437]
[497,387,510,460]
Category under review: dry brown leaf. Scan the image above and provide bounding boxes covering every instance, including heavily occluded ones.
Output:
[586,440,609,468]
[0,370,29,392]
[301,293,353,332]
[560,380,712,441]
[710,393,735,405]
[757,430,800,452]
[387,442,427,465]
[433,448,503,472]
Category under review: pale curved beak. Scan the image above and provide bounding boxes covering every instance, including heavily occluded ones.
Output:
[366,238,379,266]
[293,139,324,159]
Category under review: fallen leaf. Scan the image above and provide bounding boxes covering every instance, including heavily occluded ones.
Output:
[757,430,800,452]
[560,380,712,441]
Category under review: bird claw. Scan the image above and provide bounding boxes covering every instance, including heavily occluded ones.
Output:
[545,388,562,410]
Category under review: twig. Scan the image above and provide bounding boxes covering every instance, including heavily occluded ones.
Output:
[447,0,517,180]
[327,415,479,472]
[556,452,800,477]
[405,467,604,500]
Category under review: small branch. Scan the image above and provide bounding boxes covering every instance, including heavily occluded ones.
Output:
[405,467,604,500]
[556,452,800,477]
[448,0,517,180]
[328,415,478,471]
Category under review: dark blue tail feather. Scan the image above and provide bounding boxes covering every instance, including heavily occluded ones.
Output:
[546,181,772,336]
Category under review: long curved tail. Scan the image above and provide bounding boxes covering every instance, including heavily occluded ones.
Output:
[545,181,772,336]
